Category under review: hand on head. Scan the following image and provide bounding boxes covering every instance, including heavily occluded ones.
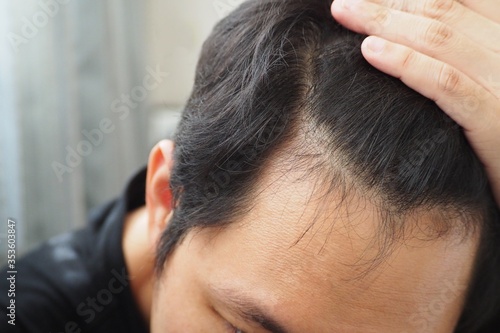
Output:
[332,0,500,206]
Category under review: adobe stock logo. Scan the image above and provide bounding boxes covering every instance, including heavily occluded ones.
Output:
[400,277,467,333]
[51,65,169,182]
[212,0,243,18]
[7,0,72,53]
[50,267,130,333]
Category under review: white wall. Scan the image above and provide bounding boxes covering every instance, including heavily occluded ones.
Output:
[0,0,246,265]
[144,0,245,146]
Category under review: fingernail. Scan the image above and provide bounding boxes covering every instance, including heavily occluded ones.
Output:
[366,37,385,53]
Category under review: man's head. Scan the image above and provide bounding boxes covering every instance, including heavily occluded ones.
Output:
[144,0,500,331]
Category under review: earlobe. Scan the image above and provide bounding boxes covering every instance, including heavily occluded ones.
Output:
[145,139,175,247]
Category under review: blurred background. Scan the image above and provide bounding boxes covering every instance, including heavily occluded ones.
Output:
[0,0,245,266]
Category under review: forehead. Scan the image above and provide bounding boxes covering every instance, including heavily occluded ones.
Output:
[189,164,479,331]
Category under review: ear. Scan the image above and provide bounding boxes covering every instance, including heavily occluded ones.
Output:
[146,139,175,248]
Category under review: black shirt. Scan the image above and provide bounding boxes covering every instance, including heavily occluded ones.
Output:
[0,168,149,333]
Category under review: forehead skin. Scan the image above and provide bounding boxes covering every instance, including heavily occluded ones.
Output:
[154,163,479,332]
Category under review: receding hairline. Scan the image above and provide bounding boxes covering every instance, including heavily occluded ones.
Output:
[210,118,482,280]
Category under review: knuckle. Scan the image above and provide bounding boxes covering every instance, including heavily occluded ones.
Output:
[384,0,417,13]
[401,49,418,71]
[424,22,453,48]
[425,0,454,19]
[365,8,391,34]
[401,1,419,14]
[372,8,391,27]
[438,65,461,93]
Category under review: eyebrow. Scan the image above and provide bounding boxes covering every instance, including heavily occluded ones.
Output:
[209,286,292,333]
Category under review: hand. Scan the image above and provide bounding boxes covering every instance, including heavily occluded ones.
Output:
[331,0,500,207]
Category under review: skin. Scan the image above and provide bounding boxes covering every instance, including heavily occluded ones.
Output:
[331,0,500,206]
[124,140,478,332]
[121,1,500,331]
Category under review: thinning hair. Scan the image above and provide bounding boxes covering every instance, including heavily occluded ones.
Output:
[156,0,500,331]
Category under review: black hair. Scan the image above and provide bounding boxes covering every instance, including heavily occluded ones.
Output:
[156,0,500,331]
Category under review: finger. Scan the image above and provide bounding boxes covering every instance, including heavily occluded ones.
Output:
[331,0,500,95]
[360,36,499,131]
[362,0,500,51]
[361,36,500,199]
[459,0,500,24]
